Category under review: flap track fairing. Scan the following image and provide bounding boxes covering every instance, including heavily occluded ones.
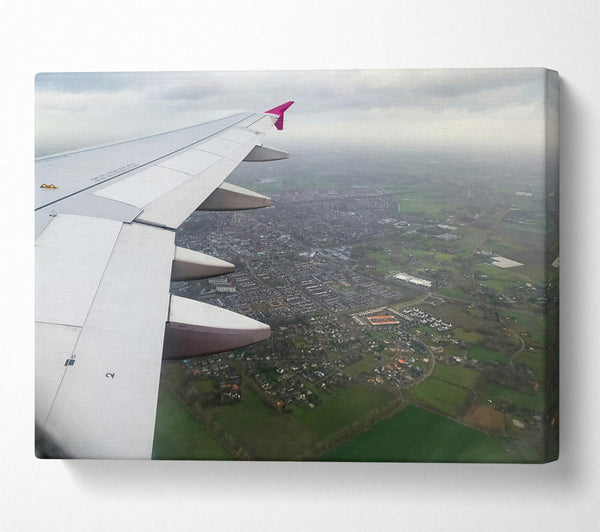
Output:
[243,145,289,162]
[162,295,271,359]
[171,246,235,281]
[196,182,271,211]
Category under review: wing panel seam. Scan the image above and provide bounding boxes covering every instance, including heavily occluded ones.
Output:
[43,222,126,423]
[35,114,256,212]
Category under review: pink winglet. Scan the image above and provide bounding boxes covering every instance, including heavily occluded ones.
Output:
[265,101,294,130]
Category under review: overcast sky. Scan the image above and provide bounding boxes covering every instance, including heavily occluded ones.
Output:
[35,69,553,158]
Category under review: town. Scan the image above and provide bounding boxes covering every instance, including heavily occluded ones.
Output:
[155,151,557,463]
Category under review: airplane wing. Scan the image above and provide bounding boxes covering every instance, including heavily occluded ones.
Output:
[35,101,294,459]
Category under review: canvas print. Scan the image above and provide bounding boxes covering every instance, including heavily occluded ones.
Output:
[35,69,559,461]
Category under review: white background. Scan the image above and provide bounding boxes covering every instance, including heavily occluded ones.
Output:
[2,1,599,530]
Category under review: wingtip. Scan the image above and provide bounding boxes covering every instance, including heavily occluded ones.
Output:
[265,101,294,130]
[265,101,294,115]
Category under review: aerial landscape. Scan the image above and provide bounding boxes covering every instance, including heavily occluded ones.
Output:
[35,69,558,462]
[155,139,559,462]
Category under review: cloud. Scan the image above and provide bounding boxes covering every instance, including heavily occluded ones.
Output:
[35,69,549,157]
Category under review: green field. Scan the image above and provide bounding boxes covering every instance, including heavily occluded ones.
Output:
[483,233,545,267]
[502,309,546,348]
[425,302,497,335]
[152,391,232,460]
[440,287,471,300]
[515,349,546,381]
[431,364,481,390]
[481,279,515,292]
[432,251,456,264]
[475,263,531,286]
[407,377,471,416]
[208,385,315,460]
[453,327,485,344]
[366,251,403,274]
[516,264,546,284]
[323,405,540,462]
[253,181,283,192]
[343,356,383,378]
[288,174,348,191]
[397,196,448,220]
[441,343,462,356]
[293,337,312,349]
[482,383,545,413]
[468,345,508,363]
[454,225,490,253]
[294,385,393,439]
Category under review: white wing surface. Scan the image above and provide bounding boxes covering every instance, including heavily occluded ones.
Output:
[35,102,294,458]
